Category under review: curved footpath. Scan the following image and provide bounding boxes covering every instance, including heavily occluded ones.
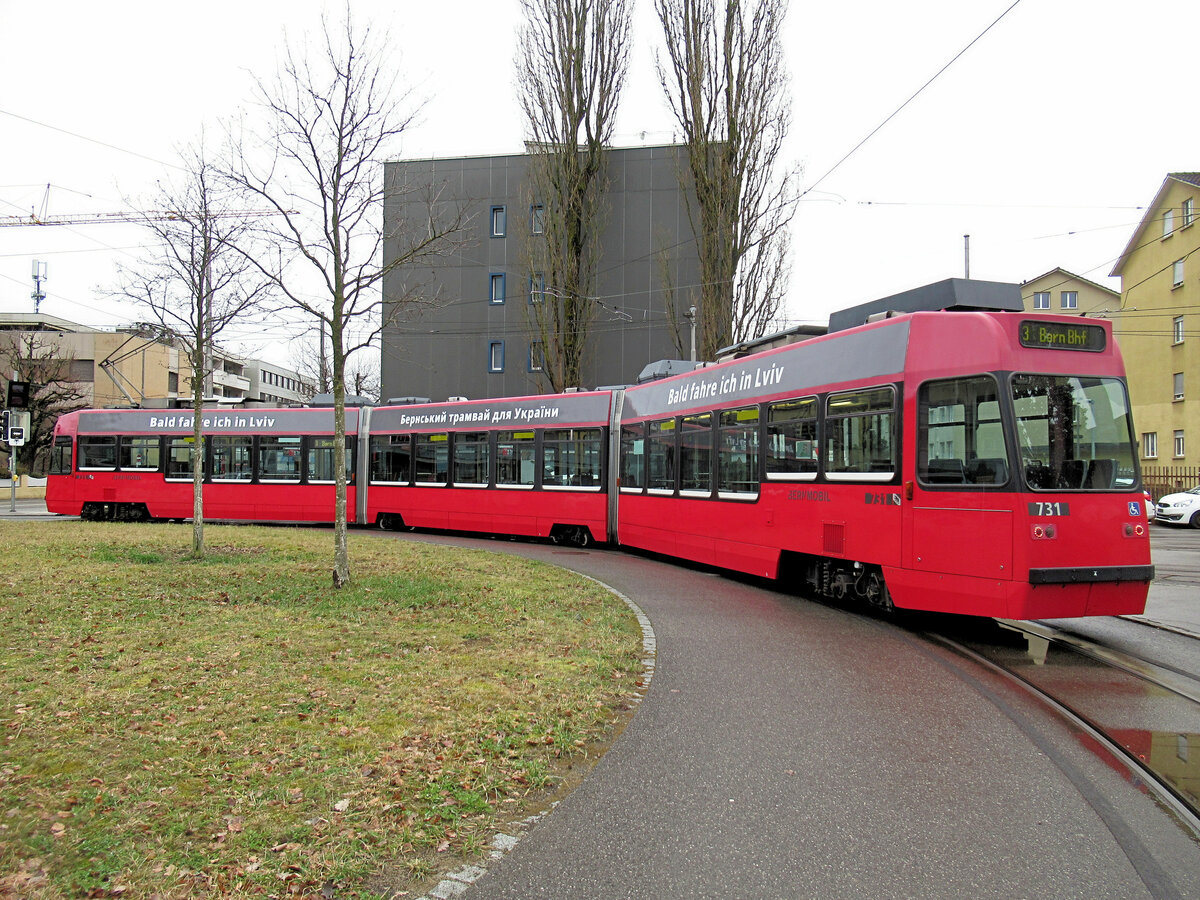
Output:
[6,503,1198,897]
[405,535,1200,900]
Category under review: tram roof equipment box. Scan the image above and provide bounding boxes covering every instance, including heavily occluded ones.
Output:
[828,278,1024,334]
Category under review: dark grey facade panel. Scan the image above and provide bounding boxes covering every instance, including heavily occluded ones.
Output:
[381,146,701,404]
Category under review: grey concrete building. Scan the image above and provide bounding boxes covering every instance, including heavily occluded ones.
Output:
[381,145,702,402]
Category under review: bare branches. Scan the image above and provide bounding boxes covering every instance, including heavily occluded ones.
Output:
[655,0,798,359]
[517,0,632,391]
[0,334,89,476]
[225,8,468,586]
[111,139,272,557]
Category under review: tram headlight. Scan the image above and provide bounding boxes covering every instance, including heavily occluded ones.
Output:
[1031,524,1057,540]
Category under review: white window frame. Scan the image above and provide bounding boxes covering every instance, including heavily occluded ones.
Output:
[1184,197,1195,228]
[489,272,506,304]
[1033,292,1050,310]
[1060,291,1078,310]
[1173,259,1185,288]
[1174,316,1185,344]
[490,206,506,238]
[1174,372,1185,401]
[488,341,505,373]
[1143,432,1158,459]
[1163,208,1175,238]
[1175,430,1186,459]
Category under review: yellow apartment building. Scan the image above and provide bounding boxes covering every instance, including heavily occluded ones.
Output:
[1111,173,1200,481]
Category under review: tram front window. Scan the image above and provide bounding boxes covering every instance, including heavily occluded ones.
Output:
[1012,374,1138,491]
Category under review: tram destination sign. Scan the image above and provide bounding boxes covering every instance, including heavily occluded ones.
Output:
[1019,320,1106,352]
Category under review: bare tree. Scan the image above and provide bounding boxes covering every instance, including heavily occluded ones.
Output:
[656,0,798,359]
[229,10,467,587]
[516,0,633,391]
[0,333,89,476]
[113,143,270,556]
[287,331,377,402]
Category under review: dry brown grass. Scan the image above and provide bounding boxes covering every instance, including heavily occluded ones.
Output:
[0,522,644,898]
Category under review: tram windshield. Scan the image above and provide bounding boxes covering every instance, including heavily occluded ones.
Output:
[1011,374,1138,491]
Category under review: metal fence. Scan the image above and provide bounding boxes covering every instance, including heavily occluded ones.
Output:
[1142,466,1199,500]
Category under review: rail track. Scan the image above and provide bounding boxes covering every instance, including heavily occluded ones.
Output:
[924,615,1200,837]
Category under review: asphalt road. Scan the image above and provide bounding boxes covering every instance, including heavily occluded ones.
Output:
[399,534,1200,900]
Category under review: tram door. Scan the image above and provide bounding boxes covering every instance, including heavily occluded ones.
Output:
[905,377,1014,580]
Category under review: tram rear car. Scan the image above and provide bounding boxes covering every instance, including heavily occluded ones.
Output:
[615,310,1151,619]
[46,407,355,523]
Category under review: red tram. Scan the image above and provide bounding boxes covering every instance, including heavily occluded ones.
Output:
[45,305,1153,620]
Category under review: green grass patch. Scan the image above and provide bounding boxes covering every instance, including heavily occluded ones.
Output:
[0,522,644,898]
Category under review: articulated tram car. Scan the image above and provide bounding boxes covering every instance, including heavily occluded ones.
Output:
[46,307,1153,620]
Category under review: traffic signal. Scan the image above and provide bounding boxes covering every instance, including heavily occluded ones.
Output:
[6,381,31,408]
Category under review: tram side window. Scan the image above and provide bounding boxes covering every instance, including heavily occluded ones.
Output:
[415,433,449,484]
[918,377,1008,487]
[50,437,72,475]
[166,437,196,479]
[212,435,253,481]
[543,428,602,488]
[370,434,412,484]
[78,436,117,470]
[120,436,161,471]
[308,437,354,483]
[718,407,760,496]
[497,431,536,486]
[620,424,646,491]
[825,388,895,481]
[454,431,490,485]
[647,419,676,492]
[679,413,712,494]
[259,436,302,482]
[765,397,818,480]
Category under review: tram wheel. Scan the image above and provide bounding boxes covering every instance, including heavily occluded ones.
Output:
[863,571,894,613]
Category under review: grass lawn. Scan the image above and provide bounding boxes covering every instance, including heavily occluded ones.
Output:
[0,521,645,898]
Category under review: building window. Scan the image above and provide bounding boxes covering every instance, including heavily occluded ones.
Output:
[489,272,506,304]
[1163,208,1175,238]
[489,341,505,373]
[1184,197,1195,228]
[1174,259,1185,288]
[1174,316,1185,344]
[1174,372,1185,401]
[490,206,506,238]
[1033,291,1050,310]
[528,340,544,372]
[1175,430,1186,458]
[1143,432,1158,459]
[531,204,545,235]
[529,272,545,304]
[1060,291,1078,310]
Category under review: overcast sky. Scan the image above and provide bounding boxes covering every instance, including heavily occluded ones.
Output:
[2,0,1197,368]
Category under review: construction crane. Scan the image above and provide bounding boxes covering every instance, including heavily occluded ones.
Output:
[0,208,285,227]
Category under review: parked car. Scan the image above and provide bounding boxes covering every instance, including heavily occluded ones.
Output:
[1145,490,1157,522]
[1155,486,1200,526]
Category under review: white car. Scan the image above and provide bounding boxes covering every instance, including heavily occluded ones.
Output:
[1155,487,1200,526]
